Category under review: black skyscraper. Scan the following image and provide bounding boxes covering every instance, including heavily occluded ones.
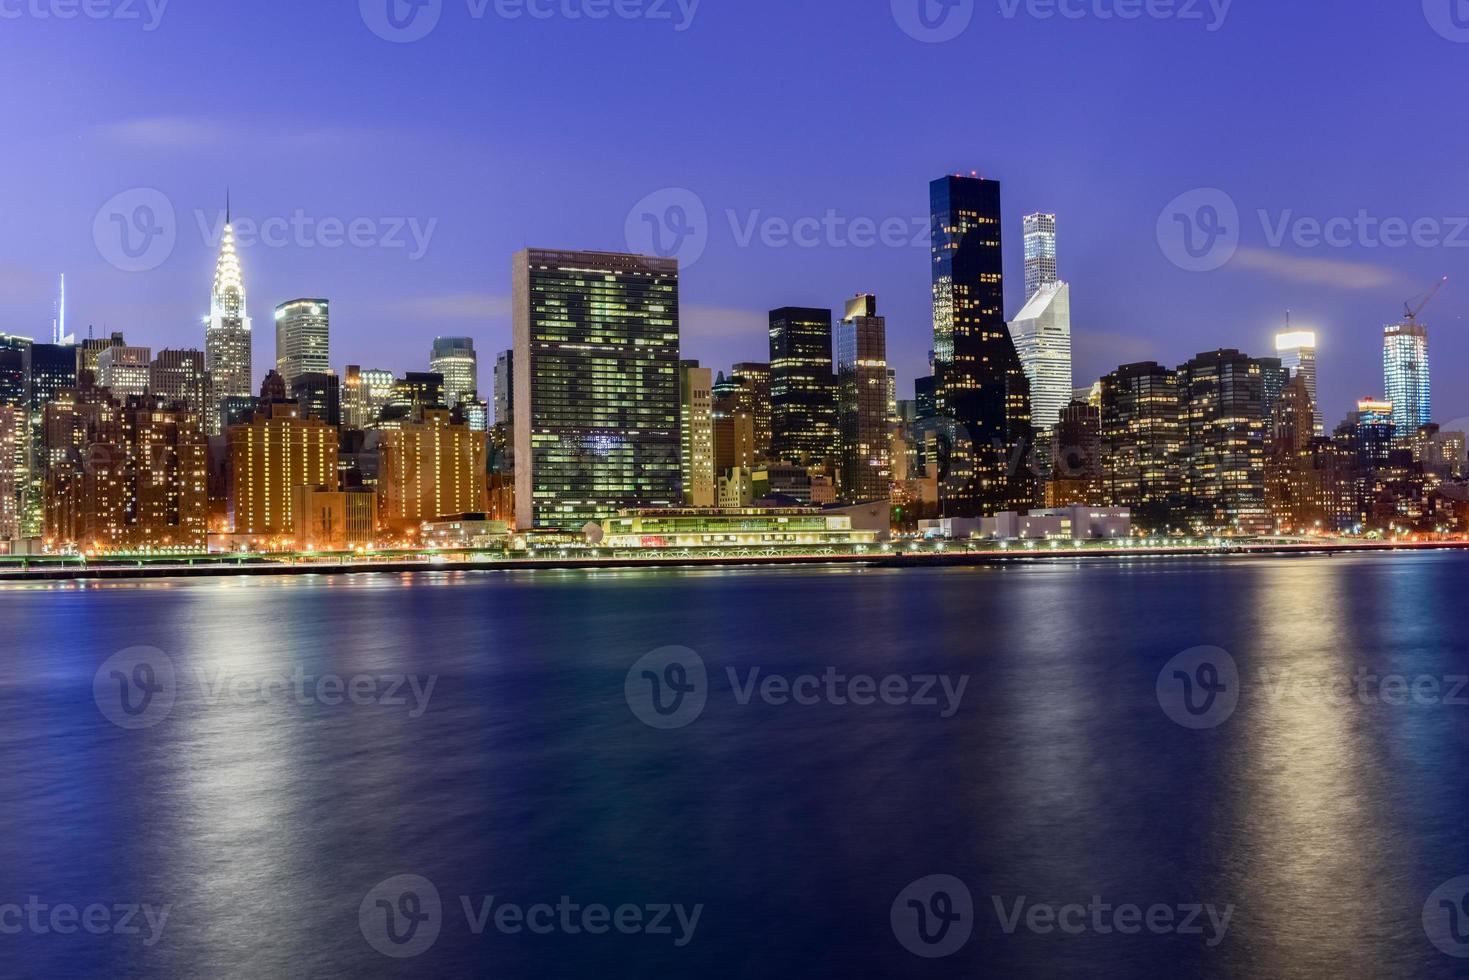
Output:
[769,307,837,465]
[929,175,1035,516]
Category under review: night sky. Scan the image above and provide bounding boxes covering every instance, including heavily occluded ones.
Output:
[3,0,1467,426]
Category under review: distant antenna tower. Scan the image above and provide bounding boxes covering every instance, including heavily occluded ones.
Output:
[52,274,67,344]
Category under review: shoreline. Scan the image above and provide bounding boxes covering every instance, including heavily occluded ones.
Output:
[0,539,1466,582]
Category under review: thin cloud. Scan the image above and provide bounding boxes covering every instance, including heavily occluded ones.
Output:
[1231,247,1408,290]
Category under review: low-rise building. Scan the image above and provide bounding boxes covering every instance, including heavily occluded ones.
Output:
[589,507,881,550]
[422,514,511,549]
[293,486,378,552]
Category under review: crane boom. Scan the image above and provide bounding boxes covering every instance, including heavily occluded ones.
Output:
[1404,276,1449,322]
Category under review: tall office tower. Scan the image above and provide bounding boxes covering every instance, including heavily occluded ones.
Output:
[41,390,103,546]
[274,299,330,389]
[1099,361,1184,525]
[96,344,152,401]
[1074,381,1102,409]
[1046,399,1103,507]
[679,361,715,506]
[377,405,489,535]
[150,350,208,413]
[228,401,339,538]
[343,366,395,428]
[1383,321,1430,434]
[493,350,515,427]
[27,344,76,410]
[205,217,253,416]
[458,394,489,433]
[836,294,891,503]
[914,376,937,420]
[0,334,30,406]
[769,307,837,465]
[1178,350,1279,535]
[1265,371,1340,534]
[513,249,681,531]
[1274,328,1322,436]
[1348,399,1396,470]
[291,372,342,427]
[84,399,208,553]
[430,337,478,409]
[378,373,446,427]
[25,343,78,533]
[711,385,756,478]
[731,362,772,458]
[1023,212,1058,302]
[1008,280,1073,431]
[342,366,366,429]
[930,174,1035,516]
[0,406,22,542]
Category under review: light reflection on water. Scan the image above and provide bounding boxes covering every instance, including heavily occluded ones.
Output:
[0,555,1465,978]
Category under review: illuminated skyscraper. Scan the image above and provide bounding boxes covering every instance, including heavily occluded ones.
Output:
[836,294,890,502]
[1383,322,1430,433]
[1008,280,1073,432]
[377,406,488,535]
[1178,349,1284,535]
[1275,328,1322,436]
[731,362,772,458]
[274,299,330,389]
[206,213,253,426]
[512,249,681,531]
[1023,212,1058,302]
[229,402,339,540]
[150,349,208,414]
[96,344,152,401]
[493,350,514,428]
[930,174,1035,516]
[430,337,478,409]
[1099,361,1183,525]
[679,361,715,506]
[769,307,838,465]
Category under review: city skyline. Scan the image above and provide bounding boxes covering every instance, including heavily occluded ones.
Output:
[4,6,1467,428]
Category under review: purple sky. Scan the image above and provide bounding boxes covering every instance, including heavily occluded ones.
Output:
[3,1,1468,427]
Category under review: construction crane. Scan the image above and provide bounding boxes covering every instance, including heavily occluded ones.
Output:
[1404,276,1449,323]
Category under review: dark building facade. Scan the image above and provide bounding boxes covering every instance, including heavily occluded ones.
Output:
[769,307,837,466]
[929,175,1035,516]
